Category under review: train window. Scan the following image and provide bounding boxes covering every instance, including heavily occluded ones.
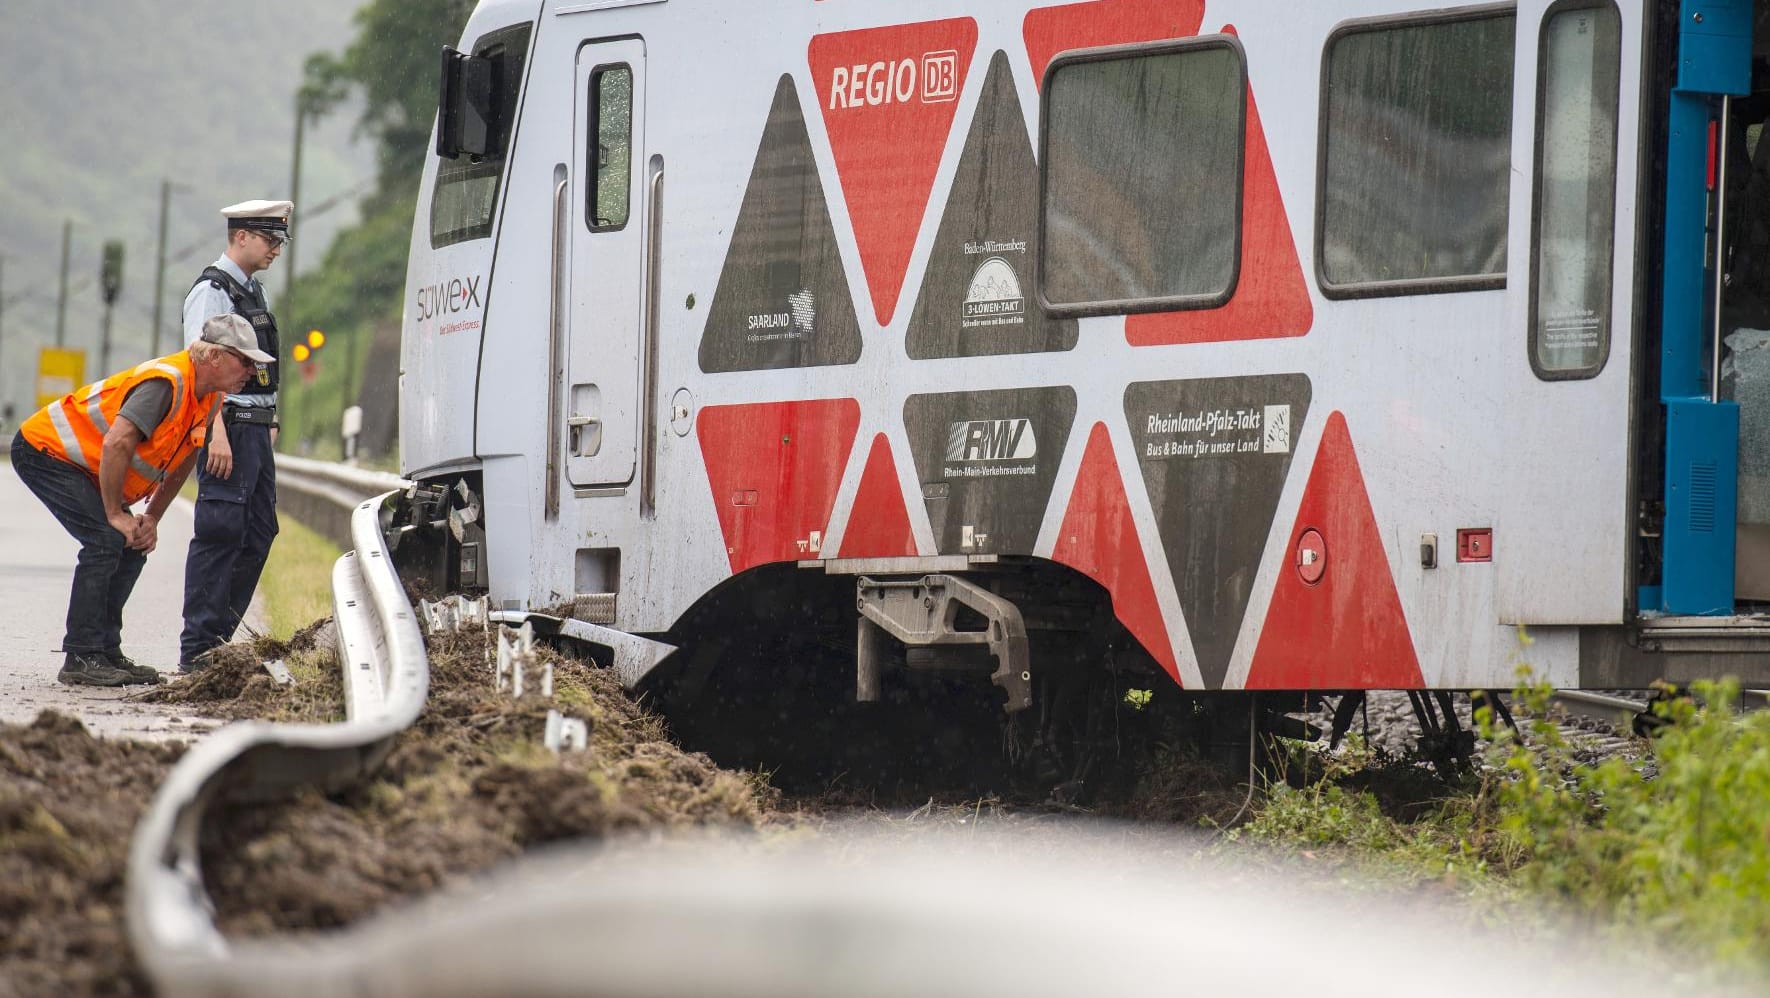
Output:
[431,22,533,250]
[587,65,633,231]
[1529,2,1620,379]
[1038,38,1245,316]
[1317,10,1515,297]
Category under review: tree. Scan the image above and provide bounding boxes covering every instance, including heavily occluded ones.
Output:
[281,0,474,458]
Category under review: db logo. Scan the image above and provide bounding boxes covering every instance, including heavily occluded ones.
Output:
[826,49,962,109]
[922,50,958,102]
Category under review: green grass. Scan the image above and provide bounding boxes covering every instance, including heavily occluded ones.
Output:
[258,513,341,640]
[1232,676,1770,986]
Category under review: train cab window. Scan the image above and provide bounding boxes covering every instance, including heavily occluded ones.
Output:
[431,22,533,250]
[1318,10,1515,297]
[1038,39,1245,316]
[588,65,633,231]
[1529,2,1621,379]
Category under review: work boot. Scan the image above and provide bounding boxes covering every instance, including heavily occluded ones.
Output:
[176,648,216,676]
[106,650,166,686]
[57,652,135,688]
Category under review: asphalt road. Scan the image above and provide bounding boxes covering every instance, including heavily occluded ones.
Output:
[0,459,266,741]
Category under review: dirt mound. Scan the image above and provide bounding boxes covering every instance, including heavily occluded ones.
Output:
[0,712,185,998]
[0,621,776,995]
[202,628,774,936]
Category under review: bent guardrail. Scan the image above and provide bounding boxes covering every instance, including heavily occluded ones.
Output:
[125,489,427,993]
[274,454,409,553]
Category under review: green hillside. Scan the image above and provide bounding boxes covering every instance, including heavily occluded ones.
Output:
[0,0,368,414]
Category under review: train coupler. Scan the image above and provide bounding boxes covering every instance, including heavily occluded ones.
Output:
[854,574,1032,714]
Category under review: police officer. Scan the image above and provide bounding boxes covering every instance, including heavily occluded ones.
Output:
[179,199,292,671]
[10,317,268,685]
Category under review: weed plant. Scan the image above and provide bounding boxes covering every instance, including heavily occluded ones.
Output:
[1233,674,1770,981]
[1492,677,1770,969]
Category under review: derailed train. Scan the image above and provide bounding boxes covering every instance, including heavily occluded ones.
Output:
[391,0,1770,767]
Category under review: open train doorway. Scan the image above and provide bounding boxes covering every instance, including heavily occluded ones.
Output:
[1720,5,1770,607]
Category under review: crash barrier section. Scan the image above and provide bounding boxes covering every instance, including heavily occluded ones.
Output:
[125,489,428,993]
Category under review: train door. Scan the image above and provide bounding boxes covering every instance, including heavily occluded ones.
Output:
[566,38,648,488]
[1495,1,1644,624]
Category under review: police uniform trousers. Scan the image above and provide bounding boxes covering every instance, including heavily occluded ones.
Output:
[10,432,148,658]
[180,416,278,661]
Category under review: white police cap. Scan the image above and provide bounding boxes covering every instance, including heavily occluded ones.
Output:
[221,199,294,239]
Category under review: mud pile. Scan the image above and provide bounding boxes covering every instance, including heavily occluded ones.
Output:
[0,712,182,997]
[0,620,776,996]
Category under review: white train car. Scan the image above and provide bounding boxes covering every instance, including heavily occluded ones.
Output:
[396,0,1770,751]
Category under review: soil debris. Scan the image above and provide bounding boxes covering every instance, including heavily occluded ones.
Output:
[0,711,184,998]
[0,621,776,996]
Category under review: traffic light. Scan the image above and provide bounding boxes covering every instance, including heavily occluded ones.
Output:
[291,328,325,362]
[100,241,125,306]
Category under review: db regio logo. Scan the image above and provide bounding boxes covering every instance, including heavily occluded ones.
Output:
[826,50,960,109]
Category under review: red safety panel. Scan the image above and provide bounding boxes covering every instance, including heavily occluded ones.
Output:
[1022,0,1205,86]
[810,19,978,325]
[697,399,863,574]
[1051,423,1181,683]
[838,432,919,558]
[1246,412,1423,690]
[1126,30,1313,347]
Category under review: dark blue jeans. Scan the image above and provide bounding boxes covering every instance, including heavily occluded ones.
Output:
[10,431,148,656]
[180,419,277,660]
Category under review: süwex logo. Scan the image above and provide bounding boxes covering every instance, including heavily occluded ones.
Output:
[415,275,483,324]
[826,50,959,109]
[947,418,1036,462]
[414,275,484,336]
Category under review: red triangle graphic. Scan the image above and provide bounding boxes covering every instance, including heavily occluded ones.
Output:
[838,433,918,558]
[1051,423,1181,683]
[1247,413,1423,690]
[1023,0,1205,87]
[1127,25,1312,346]
[810,19,978,325]
[696,399,862,574]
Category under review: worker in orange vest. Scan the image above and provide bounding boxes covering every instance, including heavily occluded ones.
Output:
[9,315,272,686]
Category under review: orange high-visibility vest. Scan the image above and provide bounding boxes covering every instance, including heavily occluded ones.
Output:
[20,351,218,506]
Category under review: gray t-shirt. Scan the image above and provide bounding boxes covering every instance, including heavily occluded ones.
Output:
[116,378,174,437]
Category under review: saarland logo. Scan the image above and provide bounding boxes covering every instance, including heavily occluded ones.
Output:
[826,49,960,109]
[415,275,483,324]
[947,418,1037,462]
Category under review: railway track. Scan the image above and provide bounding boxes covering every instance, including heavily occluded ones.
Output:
[1548,687,1770,735]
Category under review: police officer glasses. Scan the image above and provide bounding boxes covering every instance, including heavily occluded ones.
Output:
[254,231,286,249]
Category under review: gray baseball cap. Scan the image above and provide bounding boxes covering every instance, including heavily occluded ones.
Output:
[200,314,275,364]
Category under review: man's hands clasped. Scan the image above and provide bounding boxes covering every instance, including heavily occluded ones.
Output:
[107,509,160,553]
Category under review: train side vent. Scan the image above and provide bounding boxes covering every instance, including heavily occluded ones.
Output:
[1689,461,1718,534]
[571,593,618,625]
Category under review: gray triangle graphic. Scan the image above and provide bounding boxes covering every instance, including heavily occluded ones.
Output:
[1124,375,1312,688]
[700,74,861,373]
[907,50,1076,360]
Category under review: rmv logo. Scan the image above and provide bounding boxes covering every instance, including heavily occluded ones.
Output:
[827,50,959,109]
[947,419,1037,462]
[415,275,483,323]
